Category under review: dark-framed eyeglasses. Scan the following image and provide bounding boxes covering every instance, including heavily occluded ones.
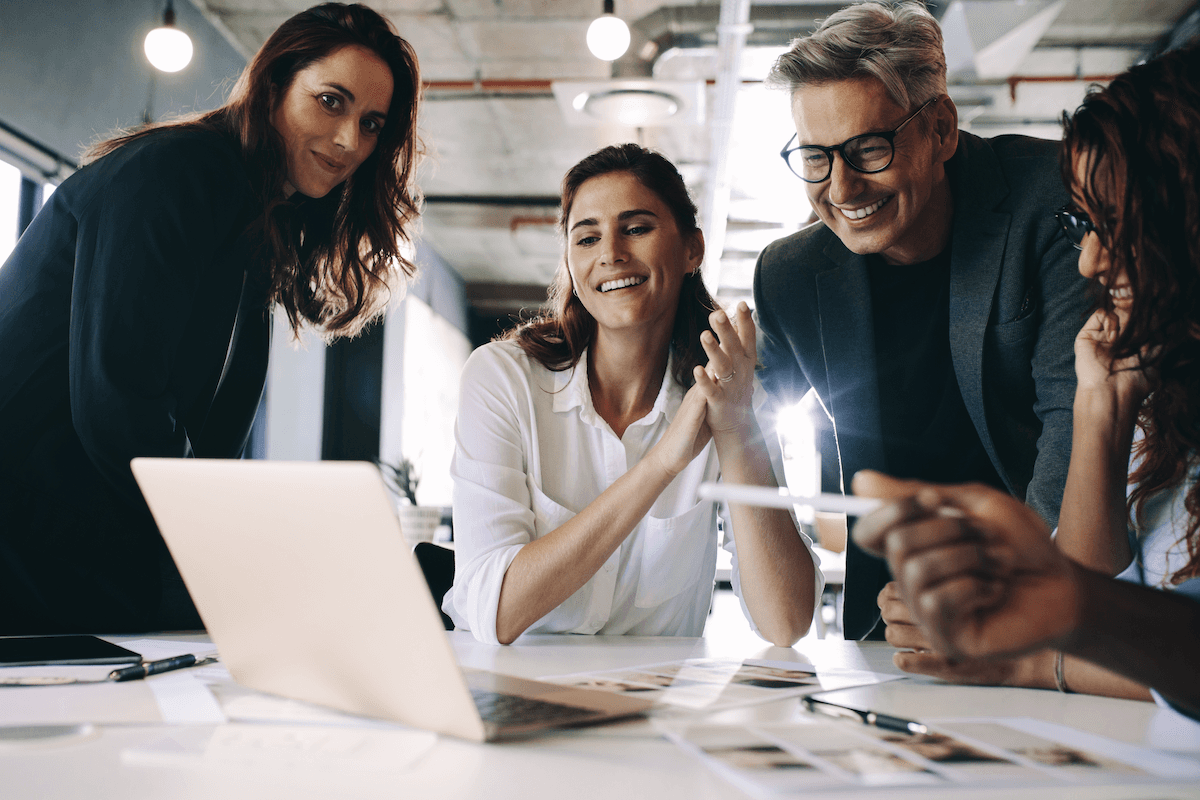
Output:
[780,95,942,183]
[1054,205,1097,250]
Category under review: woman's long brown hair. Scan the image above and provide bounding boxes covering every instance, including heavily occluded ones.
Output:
[85,3,422,339]
[505,143,718,390]
[1061,45,1200,584]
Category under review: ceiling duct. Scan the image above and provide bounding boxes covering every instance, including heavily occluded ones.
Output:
[942,0,1066,80]
[611,3,851,77]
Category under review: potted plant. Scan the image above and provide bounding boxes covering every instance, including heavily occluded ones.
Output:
[376,457,419,507]
[376,457,441,546]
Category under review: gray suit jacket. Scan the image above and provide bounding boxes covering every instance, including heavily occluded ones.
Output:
[754,131,1090,639]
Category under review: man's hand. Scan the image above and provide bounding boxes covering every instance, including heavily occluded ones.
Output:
[852,471,1084,662]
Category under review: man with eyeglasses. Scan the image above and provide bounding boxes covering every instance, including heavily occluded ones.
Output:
[753,1,1090,640]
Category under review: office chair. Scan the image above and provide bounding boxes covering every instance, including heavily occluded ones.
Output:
[414,542,455,630]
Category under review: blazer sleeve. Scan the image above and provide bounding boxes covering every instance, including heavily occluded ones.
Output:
[67,134,254,502]
[753,240,815,415]
[1024,228,1090,527]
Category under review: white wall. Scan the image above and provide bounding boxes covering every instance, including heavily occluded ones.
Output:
[264,310,325,462]
[391,297,471,507]
[267,243,471,485]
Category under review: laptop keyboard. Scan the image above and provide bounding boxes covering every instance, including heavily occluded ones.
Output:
[471,688,601,728]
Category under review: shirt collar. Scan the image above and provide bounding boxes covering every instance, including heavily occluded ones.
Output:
[553,348,684,427]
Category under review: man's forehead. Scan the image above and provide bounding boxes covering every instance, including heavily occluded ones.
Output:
[789,77,906,145]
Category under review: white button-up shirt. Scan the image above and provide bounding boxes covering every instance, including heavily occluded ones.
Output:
[444,340,820,644]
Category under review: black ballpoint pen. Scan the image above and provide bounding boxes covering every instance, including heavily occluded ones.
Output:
[107,654,218,682]
[802,696,928,735]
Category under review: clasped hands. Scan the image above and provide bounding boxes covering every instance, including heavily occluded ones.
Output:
[651,302,757,477]
[851,471,1087,684]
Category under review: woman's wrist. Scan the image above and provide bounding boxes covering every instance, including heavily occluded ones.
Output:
[644,445,684,482]
[710,416,771,486]
[709,414,756,444]
[1073,385,1140,427]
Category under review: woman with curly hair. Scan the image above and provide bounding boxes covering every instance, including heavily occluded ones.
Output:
[445,144,820,646]
[853,44,1200,719]
[0,3,422,633]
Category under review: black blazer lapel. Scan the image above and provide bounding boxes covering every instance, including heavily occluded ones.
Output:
[947,135,1012,488]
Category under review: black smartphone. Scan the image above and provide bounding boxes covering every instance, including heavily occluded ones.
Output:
[0,635,143,667]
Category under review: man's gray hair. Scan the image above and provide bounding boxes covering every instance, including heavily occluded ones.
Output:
[768,1,947,111]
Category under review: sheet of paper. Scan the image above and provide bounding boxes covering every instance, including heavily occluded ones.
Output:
[147,673,226,725]
[121,724,437,774]
[0,638,224,726]
[214,682,412,729]
[0,679,166,725]
[662,716,1200,796]
[1147,704,1200,753]
[116,638,218,660]
[541,657,901,711]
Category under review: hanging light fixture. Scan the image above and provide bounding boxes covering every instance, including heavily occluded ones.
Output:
[586,0,630,62]
[144,0,193,73]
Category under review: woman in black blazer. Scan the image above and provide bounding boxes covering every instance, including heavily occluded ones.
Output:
[0,3,423,633]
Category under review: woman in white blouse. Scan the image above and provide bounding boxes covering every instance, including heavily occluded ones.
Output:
[444,144,821,645]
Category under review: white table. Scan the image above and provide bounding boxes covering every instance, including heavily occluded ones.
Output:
[3,632,1198,800]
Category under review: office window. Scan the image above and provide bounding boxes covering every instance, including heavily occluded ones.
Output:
[0,159,20,266]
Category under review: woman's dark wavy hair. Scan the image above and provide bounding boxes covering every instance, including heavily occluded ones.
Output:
[85,3,422,339]
[504,143,718,389]
[1060,44,1200,584]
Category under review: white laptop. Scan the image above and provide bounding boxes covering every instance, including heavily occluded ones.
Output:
[130,457,651,742]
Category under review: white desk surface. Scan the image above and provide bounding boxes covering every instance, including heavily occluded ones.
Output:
[4,631,1198,800]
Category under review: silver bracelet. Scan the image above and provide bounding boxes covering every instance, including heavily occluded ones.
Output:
[1054,651,1072,693]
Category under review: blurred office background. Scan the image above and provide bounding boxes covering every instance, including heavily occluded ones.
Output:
[2,0,1198,512]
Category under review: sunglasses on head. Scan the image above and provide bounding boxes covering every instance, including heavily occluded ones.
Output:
[1054,206,1097,251]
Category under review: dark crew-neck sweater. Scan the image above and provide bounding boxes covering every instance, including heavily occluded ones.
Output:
[866,247,1005,489]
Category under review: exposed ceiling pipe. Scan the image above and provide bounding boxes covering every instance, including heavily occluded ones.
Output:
[509,215,559,233]
[186,0,253,60]
[425,195,559,207]
[1005,73,1119,101]
[1147,1,1200,57]
[425,79,554,91]
[700,0,752,295]
[423,78,762,94]
[611,3,846,78]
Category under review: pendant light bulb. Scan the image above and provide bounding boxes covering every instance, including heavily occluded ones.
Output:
[587,0,630,62]
[145,1,193,73]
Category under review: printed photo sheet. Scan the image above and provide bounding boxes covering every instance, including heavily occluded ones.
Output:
[541,658,900,711]
[662,716,1200,796]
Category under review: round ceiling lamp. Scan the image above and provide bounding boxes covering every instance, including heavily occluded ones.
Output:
[586,0,630,62]
[145,0,193,73]
[584,89,680,127]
